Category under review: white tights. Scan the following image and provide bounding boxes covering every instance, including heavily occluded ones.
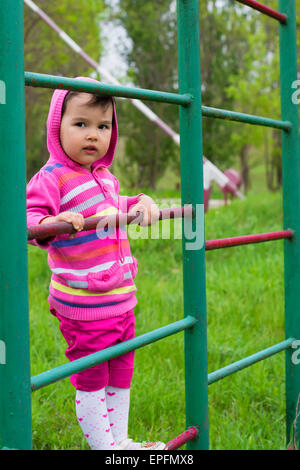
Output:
[75,386,141,450]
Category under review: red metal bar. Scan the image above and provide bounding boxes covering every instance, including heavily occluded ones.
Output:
[235,0,287,23]
[165,426,199,450]
[205,230,293,251]
[27,206,194,241]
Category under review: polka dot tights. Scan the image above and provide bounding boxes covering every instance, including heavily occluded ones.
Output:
[75,386,132,450]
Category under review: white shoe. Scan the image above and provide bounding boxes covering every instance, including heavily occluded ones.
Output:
[114,438,166,450]
[140,441,166,450]
[114,438,134,450]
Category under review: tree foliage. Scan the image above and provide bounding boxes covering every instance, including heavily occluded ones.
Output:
[109,0,179,190]
[200,1,254,168]
[24,0,300,191]
[109,0,282,189]
[24,0,105,180]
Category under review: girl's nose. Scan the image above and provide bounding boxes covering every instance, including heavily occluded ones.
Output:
[87,128,98,140]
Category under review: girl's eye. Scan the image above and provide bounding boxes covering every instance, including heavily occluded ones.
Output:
[75,122,85,128]
[99,124,108,130]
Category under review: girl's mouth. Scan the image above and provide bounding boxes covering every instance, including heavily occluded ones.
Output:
[83,146,97,155]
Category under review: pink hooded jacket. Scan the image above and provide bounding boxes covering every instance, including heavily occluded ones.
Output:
[27,78,141,320]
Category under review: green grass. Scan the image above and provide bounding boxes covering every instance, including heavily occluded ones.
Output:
[28,188,289,450]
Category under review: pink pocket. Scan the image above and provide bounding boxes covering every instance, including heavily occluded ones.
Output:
[87,262,123,293]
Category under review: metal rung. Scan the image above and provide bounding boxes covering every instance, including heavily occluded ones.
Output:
[24,71,192,106]
[31,315,197,392]
[208,338,295,385]
[27,206,193,241]
[166,426,199,450]
[205,230,293,251]
[235,0,287,23]
[202,105,291,131]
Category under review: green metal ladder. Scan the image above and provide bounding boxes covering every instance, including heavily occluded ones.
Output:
[0,0,299,450]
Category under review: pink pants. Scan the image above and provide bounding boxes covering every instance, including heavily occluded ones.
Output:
[52,309,135,392]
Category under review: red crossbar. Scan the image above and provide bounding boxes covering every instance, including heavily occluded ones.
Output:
[235,0,287,23]
[165,426,199,450]
[205,230,293,250]
[27,206,194,241]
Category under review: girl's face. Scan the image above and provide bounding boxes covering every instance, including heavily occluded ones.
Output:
[60,93,113,170]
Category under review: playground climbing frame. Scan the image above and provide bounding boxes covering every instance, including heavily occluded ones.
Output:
[0,0,300,450]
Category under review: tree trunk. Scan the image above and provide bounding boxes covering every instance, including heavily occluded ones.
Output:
[265,133,274,190]
[239,144,251,192]
[149,131,162,190]
[265,130,282,191]
[273,130,282,189]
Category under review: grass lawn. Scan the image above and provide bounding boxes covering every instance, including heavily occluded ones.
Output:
[28,184,290,450]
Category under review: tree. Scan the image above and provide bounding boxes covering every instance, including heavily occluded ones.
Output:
[199,0,253,169]
[109,0,266,189]
[104,0,299,191]
[225,21,281,191]
[24,0,105,180]
[109,0,179,190]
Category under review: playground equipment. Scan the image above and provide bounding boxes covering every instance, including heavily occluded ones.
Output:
[203,157,243,211]
[217,168,244,206]
[0,0,299,451]
[23,0,242,210]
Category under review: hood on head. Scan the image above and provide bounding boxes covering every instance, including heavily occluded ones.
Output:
[46,76,118,170]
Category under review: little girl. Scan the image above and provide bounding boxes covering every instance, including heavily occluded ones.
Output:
[26,77,165,450]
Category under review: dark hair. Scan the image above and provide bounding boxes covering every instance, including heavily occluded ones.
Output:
[61,91,114,118]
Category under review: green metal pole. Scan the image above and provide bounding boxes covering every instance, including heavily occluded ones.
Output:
[278,0,300,450]
[208,338,295,385]
[31,316,197,392]
[177,0,209,450]
[201,105,291,131]
[25,71,192,106]
[0,0,32,449]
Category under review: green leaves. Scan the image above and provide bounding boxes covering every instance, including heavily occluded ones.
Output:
[24,0,105,180]
[111,0,179,189]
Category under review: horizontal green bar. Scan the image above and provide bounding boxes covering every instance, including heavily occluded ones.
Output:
[24,72,290,130]
[202,105,292,131]
[208,337,295,385]
[31,315,197,392]
[24,72,192,106]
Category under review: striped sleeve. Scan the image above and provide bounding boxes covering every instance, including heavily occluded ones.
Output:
[111,174,143,212]
[26,170,61,248]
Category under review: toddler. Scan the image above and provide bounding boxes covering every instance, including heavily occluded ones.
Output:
[26,77,165,450]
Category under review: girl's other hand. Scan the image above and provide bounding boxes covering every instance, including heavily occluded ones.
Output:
[129,195,160,226]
